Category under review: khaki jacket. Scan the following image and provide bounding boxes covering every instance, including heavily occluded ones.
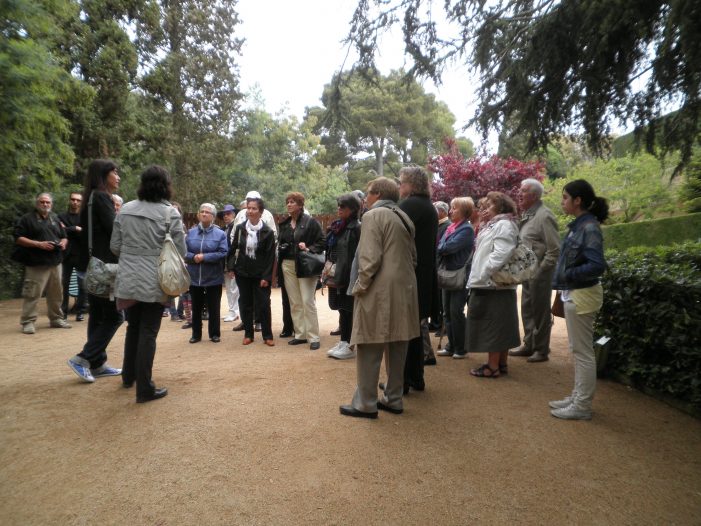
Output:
[520,201,560,280]
[350,202,420,345]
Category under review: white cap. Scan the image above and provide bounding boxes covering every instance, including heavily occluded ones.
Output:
[246,191,262,200]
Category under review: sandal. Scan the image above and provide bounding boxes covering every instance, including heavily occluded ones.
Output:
[470,364,501,378]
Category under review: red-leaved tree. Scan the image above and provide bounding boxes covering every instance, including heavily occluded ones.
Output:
[429,139,545,208]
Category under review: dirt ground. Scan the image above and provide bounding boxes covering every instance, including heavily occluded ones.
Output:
[0,289,699,525]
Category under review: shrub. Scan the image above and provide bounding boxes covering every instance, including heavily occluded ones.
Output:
[602,213,701,251]
[597,243,701,413]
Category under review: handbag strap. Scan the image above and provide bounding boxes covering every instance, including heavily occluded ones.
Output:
[87,192,94,257]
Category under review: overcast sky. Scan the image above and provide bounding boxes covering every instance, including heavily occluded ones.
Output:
[235,0,490,149]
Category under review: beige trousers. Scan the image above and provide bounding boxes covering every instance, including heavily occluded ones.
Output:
[281,259,320,343]
[21,265,63,325]
[564,300,597,410]
[351,341,409,413]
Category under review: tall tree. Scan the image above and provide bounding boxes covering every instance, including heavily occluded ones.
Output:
[140,0,244,207]
[309,69,455,177]
[347,0,701,174]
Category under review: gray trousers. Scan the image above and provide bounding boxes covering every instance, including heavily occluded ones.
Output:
[520,272,554,354]
[352,341,409,413]
[564,300,597,410]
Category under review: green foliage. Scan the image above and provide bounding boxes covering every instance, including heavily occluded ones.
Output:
[309,69,455,177]
[602,213,701,251]
[680,149,701,213]
[348,0,701,173]
[543,154,677,227]
[597,243,701,412]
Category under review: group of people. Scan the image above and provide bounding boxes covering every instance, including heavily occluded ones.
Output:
[14,159,608,418]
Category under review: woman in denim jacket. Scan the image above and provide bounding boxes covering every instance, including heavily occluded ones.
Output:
[550,179,608,420]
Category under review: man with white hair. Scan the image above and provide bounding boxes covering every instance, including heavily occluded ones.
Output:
[510,178,560,363]
[12,193,71,334]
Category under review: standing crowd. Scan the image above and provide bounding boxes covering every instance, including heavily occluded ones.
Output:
[13,160,608,420]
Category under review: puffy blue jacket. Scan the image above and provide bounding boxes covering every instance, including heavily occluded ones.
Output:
[186,224,228,287]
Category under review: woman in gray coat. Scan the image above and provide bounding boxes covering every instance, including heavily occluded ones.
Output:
[111,166,186,403]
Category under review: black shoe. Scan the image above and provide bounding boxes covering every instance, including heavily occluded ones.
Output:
[254,323,262,332]
[330,327,341,336]
[136,387,168,403]
[279,330,293,338]
[424,357,437,366]
[288,338,308,345]
[310,342,320,350]
[122,381,134,388]
[232,322,245,331]
[210,336,221,343]
[189,336,201,344]
[181,322,192,330]
[408,380,425,392]
[339,405,377,419]
[76,313,84,322]
[377,401,403,414]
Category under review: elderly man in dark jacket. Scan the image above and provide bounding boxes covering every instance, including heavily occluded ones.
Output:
[398,166,438,392]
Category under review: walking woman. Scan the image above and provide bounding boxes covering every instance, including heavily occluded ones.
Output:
[436,197,475,359]
[466,191,521,378]
[228,197,276,346]
[325,193,362,360]
[277,192,325,350]
[111,166,185,403]
[67,159,123,382]
[550,179,608,420]
[186,203,228,344]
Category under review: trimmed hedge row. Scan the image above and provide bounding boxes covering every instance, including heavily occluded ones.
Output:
[597,243,701,414]
[602,213,701,251]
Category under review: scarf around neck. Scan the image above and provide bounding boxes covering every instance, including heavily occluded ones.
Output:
[245,220,263,258]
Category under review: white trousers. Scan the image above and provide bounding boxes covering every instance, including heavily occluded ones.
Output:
[224,273,240,318]
[281,259,319,343]
[564,300,597,410]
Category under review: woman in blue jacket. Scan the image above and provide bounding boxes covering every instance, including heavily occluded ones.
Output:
[550,179,608,420]
[186,203,228,344]
[436,197,475,359]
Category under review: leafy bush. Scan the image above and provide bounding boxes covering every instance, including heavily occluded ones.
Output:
[602,213,701,250]
[597,243,701,413]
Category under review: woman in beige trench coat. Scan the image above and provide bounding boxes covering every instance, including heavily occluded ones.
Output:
[340,177,419,419]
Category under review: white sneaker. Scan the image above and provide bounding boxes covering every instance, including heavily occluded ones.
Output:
[436,348,453,357]
[548,396,573,409]
[223,315,237,322]
[331,342,354,360]
[326,341,342,356]
[22,322,35,335]
[550,404,592,420]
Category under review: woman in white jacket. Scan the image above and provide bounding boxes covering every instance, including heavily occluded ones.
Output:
[111,166,186,403]
[466,191,521,378]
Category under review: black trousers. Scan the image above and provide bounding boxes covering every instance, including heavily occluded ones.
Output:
[236,276,272,340]
[61,259,86,315]
[78,294,124,369]
[443,288,468,354]
[339,308,353,342]
[122,302,163,398]
[404,328,425,389]
[190,285,222,339]
[280,284,293,333]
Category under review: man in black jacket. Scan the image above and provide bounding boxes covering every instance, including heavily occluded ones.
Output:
[58,191,86,321]
[398,167,438,392]
[13,193,71,334]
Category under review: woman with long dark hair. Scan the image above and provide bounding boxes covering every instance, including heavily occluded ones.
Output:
[110,166,185,403]
[325,193,362,360]
[550,179,608,420]
[67,159,124,383]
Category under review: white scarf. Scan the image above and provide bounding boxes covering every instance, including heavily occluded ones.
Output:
[245,220,263,258]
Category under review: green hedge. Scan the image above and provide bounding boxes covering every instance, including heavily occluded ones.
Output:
[597,243,701,414]
[602,213,701,251]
